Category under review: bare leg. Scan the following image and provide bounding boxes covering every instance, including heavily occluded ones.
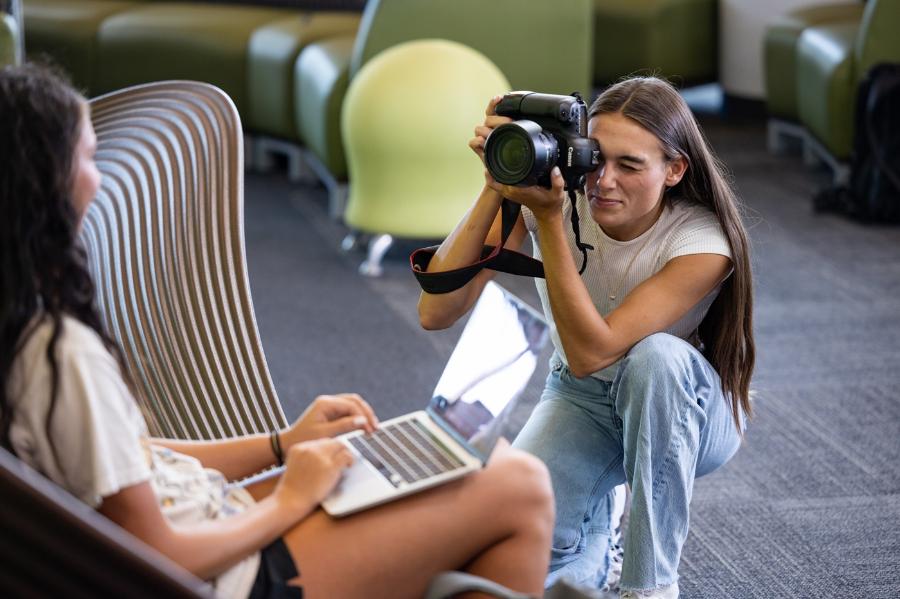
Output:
[281,444,553,599]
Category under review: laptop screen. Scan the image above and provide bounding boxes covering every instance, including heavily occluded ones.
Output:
[427,282,549,460]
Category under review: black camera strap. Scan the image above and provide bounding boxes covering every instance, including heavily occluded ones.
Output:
[410,189,592,294]
[410,199,542,294]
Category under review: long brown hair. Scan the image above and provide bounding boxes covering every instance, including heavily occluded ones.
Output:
[589,77,755,430]
[0,63,120,452]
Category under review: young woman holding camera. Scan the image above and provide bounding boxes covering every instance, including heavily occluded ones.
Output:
[418,77,755,599]
[0,62,556,599]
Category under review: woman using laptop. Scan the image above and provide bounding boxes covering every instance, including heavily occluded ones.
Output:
[418,77,755,599]
[0,63,554,599]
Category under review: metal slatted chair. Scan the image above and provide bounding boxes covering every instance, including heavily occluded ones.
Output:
[70,81,546,599]
[82,80,287,440]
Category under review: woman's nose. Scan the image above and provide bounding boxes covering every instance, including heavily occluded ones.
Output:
[589,164,613,191]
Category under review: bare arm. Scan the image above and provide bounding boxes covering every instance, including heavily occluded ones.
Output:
[416,186,528,330]
[532,205,730,377]
[154,394,378,481]
[99,438,352,580]
[151,434,274,482]
[417,95,529,330]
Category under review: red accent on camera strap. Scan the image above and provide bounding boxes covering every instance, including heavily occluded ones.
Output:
[409,199,545,294]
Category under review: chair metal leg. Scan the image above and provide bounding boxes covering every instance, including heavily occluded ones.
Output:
[341,231,369,253]
[832,163,851,187]
[767,118,806,155]
[802,136,820,167]
[253,137,313,183]
[297,148,349,221]
[358,234,393,277]
[767,120,788,154]
[329,184,349,221]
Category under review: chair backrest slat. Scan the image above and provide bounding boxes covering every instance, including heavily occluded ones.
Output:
[84,81,287,440]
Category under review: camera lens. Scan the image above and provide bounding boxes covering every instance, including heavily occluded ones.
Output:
[484,120,557,186]
[495,133,531,175]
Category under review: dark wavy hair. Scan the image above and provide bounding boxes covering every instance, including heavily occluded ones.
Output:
[0,63,118,452]
[590,77,755,431]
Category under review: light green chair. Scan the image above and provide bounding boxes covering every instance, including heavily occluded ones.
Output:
[296,0,592,217]
[341,39,510,276]
[795,0,900,178]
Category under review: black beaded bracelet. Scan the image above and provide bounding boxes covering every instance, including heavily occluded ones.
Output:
[269,430,284,466]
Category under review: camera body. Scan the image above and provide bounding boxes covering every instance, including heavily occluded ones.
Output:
[484,91,600,188]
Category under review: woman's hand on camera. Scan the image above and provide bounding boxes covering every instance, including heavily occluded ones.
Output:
[281,393,378,448]
[274,438,354,517]
[488,166,567,225]
[469,95,512,166]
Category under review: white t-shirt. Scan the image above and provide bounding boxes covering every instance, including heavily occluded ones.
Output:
[522,193,732,380]
[7,315,260,597]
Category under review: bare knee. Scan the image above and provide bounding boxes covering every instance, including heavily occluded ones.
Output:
[487,447,555,530]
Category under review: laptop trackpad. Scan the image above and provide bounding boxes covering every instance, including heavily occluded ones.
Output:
[322,458,396,516]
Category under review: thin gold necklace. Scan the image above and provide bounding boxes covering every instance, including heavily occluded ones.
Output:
[593,221,655,302]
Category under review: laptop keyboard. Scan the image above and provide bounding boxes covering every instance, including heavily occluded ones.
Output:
[347,419,466,488]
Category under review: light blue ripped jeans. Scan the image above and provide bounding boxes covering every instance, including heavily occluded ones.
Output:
[513,333,744,592]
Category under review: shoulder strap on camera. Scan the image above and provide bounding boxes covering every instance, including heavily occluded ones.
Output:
[410,189,593,294]
[409,199,544,294]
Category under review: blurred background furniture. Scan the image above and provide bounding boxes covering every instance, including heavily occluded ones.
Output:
[340,39,510,275]
[795,0,900,171]
[22,0,593,224]
[83,79,288,440]
[591,0,718,87]
[762,0,900,183]
[0,0,23,66]
[297,0,592,217]
[21,0,140,94]
[764,2,864,125]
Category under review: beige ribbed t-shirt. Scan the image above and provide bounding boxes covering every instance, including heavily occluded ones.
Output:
[522,193,732,380]
[8,315,260,597]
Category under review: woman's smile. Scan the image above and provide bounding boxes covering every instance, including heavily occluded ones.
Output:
[589,194,623,209]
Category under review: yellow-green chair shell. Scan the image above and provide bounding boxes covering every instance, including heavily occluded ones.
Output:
[342,39,510,240]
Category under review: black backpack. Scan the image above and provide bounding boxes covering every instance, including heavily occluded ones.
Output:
[813,63,900,223]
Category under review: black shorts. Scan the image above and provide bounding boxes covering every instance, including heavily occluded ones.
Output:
[248,538,303,599]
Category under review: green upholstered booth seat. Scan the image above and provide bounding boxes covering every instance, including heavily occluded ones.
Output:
[294,35,355,179]
[22,0,140,94]
[591,0,717,86]
[247,12,359,139]
[796,22,859,159]
[95,2,289,115]
[352,0,592,97]
[763,2,864,121]
[794,0,900,162]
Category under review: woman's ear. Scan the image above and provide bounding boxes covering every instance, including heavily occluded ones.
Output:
[665,154,688,187]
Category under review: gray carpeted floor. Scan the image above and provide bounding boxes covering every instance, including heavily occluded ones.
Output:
[243,115,900,598]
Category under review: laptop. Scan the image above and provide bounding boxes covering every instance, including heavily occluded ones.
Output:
[321,281,549,516]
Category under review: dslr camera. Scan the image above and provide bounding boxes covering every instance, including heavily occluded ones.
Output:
[484,91,600,189]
